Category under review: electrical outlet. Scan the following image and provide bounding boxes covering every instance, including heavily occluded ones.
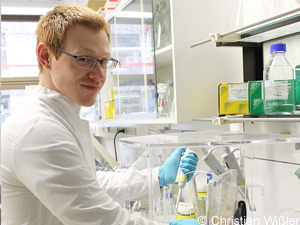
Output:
[108,127,136,135]
[117,127,125,132]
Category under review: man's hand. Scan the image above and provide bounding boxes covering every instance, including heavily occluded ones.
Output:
[158,147,198,187]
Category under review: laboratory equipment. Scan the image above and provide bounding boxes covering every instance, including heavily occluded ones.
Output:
[196,183,207,220]
[157,82,172,117]
[263,43,295,114]
[118,131,300,223]
[186,176,200,218]
[233,201,247,224]
[176,203,196,220]
[207,169,238,225]
[201,147,226,175]
[222,147,245,185]
[175,148,196,213]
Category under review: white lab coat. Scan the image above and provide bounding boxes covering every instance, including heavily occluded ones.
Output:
[1,85,165,225]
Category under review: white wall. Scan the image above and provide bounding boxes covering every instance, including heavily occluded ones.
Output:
[171,0,244,120]
[242,0,300,26]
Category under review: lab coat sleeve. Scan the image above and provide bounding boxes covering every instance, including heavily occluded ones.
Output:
[11,117,165,225]
[96,167,161,202]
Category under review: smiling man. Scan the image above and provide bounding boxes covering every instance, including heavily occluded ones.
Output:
[1,3,199,225]
[36,7,113,107]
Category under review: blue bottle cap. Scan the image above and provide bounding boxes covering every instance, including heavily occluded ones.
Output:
[270,43,286,53]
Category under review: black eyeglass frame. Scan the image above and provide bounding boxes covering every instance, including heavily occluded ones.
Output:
[51,45,120,70]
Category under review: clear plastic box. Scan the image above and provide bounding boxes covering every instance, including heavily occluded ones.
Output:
[118,130,300,223]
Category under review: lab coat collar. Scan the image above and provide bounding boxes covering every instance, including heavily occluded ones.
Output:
[26,85,82,119]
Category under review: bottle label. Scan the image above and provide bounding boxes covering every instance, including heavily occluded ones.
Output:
[265,80,289,100]
[264,79,295,114]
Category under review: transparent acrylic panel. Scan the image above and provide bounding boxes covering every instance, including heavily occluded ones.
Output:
[242,142,300,222]
[119,132,300,223]
[109,0,157,119]
[118,143,188,222]
[119,130,300,148]
[118,143,153,219]
[1,21,39,78]
[207,170,238,225]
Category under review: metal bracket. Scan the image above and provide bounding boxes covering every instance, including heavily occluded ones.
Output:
[209,32,241,42]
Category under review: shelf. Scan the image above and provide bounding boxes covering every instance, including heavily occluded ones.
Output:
[192,115,300,124]
[240,12,300,43]
[89,117,176,124]
[119,130,300,148]
[214,9,300,82]
[191,8,300,48]
[155,45,173,69]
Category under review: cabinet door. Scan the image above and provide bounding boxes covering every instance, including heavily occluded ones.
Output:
[109,0,158,120]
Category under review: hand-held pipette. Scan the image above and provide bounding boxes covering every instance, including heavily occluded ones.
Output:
[175,148,197,213]
[222,147,245,185]
[187,175,200,218]
[201,147,226,175]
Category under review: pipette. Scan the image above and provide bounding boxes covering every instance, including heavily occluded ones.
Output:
[175,148,197,213]
[201,147,226,175]
[222,147,245,185]
[187,175,200,218]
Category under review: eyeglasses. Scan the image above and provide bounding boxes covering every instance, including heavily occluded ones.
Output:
[51,45,119,71]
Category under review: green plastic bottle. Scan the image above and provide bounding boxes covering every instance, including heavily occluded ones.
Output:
[296,65,300,111]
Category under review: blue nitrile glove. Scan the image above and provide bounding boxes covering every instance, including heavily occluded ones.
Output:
[168,219,199,225]
[179,153,199,182]
[159,148,199,187]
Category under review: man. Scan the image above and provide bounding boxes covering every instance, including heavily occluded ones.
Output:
[1,4,199,225]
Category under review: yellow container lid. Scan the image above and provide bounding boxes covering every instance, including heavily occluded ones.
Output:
[177,203,196,220]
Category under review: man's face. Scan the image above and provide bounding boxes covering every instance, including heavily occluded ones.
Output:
[49,24,110,107]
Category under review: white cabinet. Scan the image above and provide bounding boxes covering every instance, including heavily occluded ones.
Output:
[100,0,243,124]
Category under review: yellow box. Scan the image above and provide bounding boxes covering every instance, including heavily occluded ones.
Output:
[218,83,249,115]
[104,100,114,119]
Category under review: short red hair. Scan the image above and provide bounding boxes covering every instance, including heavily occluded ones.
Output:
[35,3,110,74]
